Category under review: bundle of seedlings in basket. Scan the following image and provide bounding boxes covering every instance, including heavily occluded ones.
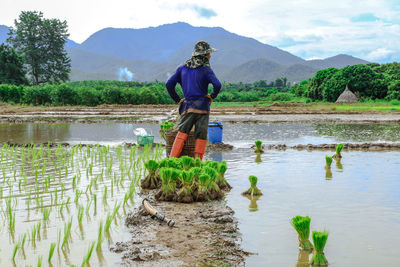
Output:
[242,176,262,196]
[325,156,333,179]
[202,167,223,200]
[141,160,160,189]
[216,161,231,190]
[291,216,313,251]
[332,144,343,159]
[177,170,195,203]
[155,168,180,201]
[254,140,264,153]
[159,121,174,141]
[310,231,329,266]
[181,156,195,171]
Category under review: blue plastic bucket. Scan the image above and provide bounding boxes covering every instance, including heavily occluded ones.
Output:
[208,121,223,143]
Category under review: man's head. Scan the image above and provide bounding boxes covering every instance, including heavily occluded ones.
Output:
[192,41,217,57]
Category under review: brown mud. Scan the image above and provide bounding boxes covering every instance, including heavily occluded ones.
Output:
[112,192,249,267]
[1,104,400,124]
[256,143,400,151]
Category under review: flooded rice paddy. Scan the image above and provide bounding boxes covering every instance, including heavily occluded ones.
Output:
[1,122,400,266]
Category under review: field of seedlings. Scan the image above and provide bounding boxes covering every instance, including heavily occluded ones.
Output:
[0,143,163,266]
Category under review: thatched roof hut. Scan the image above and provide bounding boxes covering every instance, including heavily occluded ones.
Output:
[336,86,358,103]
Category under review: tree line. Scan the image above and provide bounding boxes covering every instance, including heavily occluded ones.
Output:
[291,62,400,101]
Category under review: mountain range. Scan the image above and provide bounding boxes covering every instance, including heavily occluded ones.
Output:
[0,23,368,82]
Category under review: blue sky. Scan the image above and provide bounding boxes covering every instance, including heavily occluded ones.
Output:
[1,0,399,63]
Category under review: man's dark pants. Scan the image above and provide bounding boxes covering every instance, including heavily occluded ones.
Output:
[177,113,209,140]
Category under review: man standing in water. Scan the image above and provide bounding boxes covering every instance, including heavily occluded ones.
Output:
[166,41,221,160]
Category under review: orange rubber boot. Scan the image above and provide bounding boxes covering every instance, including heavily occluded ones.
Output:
[169,132,188,158]
[194,139,207,160]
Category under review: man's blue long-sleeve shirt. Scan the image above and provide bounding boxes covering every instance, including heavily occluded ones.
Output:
[166,65,222,115]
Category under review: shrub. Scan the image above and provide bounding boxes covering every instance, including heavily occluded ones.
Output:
[75,86,101,106]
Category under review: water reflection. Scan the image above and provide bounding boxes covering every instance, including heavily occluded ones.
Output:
[208,152,223,162]
[314,124,400,142]
[255,153,262,163]
[296,250,311,267]
[335,158,343,170]
[325,168,333,180]
[244,195,261,212]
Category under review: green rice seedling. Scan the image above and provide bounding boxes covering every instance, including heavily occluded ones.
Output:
[103,186,108,204]
[21,233,27,250]
[325,156,333,179]
[181,156,195,171]
[37,255,43,267]
[12,242,20,261]
[310,231,329,266]
[254,140,264,153]
[48,242,56,262]
[82,242,95,266]
[77,205,84,225]
[177,170,194,203]
[104,213,113,232]
[62,218,73,248]
[141,160,160,189]
[333,144,343,159]
[325,156,333,169]
[216,161,231,189]
[242,176,262,196]
[291,216,313,251]
[42,207,51,222]
[96,221,104,251]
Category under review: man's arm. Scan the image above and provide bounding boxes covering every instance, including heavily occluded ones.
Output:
[166,67,182,104]
[206,68,222,99]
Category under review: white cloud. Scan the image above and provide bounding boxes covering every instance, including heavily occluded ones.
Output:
[1,0,399,62]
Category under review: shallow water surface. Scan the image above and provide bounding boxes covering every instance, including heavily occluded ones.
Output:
[2,122,400,146]
[218,149,400,267]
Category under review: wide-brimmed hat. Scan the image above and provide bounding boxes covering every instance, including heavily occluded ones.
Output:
[192,40,217,56]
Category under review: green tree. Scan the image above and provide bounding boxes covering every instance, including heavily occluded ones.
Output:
[307,68,338,100]
[322,65,387,102]
[0,44,28,85]
[8,11,71,85]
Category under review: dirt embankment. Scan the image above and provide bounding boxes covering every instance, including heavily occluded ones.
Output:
[111,192,248,266]
[1,103,400,124]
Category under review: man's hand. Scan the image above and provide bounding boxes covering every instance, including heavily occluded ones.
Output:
[178,98,185,105]
[205,95,213,105]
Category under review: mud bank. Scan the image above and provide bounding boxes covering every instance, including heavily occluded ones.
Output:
[112,192,248,266]
[1,104,400,124]
[257,143,400,151]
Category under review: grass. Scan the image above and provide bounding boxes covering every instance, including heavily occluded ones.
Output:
[82,242,95,266]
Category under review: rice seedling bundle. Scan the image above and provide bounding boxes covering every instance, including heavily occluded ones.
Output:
[181,156,195,171]
[196,174,210,201]
[291,216,313,251]
[155,167,180,201]
[325,156,332,169]
[205,160,219,170]
[333,144,343,159]
[242,176,262,196]
[141,160,160,189]
[216,161,231,190]
[254,140,264,153]
[202,167,222,200]
[310,231,329,266]
[177,170,194,203]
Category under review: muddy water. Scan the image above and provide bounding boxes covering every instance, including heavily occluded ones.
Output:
[2,123,400,146]
[217,149,400,266]
[1,122,400,266]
